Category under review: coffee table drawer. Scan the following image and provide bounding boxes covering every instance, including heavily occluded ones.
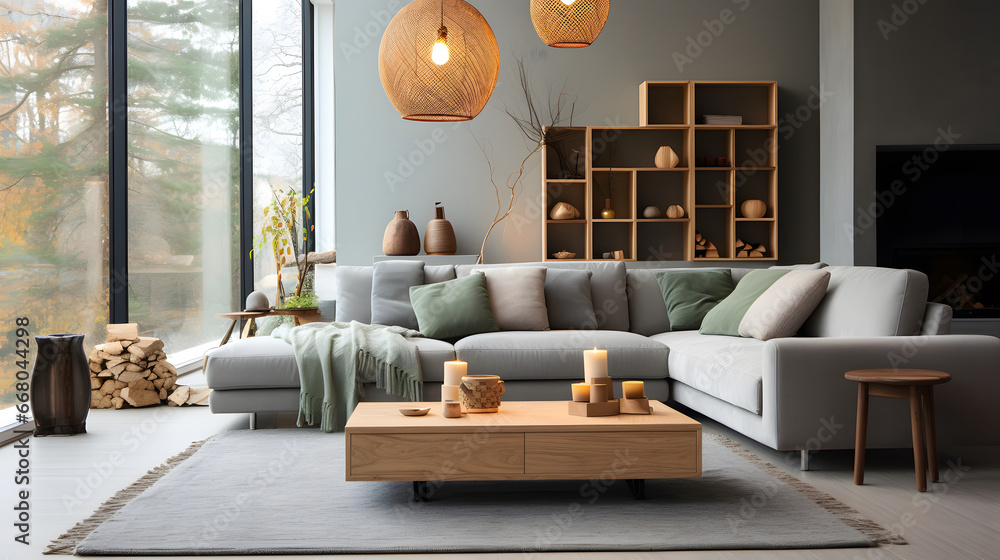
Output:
[349,433,525,479]
[524,432,700,478]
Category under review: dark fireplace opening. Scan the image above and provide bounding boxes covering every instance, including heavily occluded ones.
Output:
[876,145,1000,319]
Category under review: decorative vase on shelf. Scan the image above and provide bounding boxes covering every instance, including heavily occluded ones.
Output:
[382,210,420,256]
[741,199,767,219]
[601,198,616,219]
[30,333,90,436]
[549,202,580,220]
[643,206,662,218]
[654,146,680,169]
[666,204,685,219]
[424,203,457,255]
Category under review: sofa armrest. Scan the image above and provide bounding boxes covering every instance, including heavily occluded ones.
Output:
[761,335,1000,450]
[920,302,952,335]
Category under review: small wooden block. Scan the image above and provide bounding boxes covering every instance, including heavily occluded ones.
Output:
[587,376,616,400]
[619,397,652,414]
[568,400,620,417]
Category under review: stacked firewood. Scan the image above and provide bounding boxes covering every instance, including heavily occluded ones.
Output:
[694,232,720,258]
[735,238,767,258]
[87,323,191,409]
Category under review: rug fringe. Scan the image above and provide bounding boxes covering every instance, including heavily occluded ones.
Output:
[44,438,210,555]
[706,434,906,546]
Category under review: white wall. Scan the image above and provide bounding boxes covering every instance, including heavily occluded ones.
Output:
[332,0,821,265]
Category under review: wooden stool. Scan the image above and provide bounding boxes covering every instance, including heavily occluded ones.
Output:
[845,369,951,492]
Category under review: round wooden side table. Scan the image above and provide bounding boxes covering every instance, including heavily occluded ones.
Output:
[845,369,951,492]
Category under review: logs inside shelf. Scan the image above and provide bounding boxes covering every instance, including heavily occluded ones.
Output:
[740,199,767,219]
[694,232,720,258]
[665,204,685,219]
[735,238,767,258]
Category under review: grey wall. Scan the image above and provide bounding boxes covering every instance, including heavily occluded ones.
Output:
[819,0,854,265]
[853,0,1000,265]
[334,0,820,265]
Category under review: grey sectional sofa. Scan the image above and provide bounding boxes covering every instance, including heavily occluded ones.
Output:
[205,261,1000,467]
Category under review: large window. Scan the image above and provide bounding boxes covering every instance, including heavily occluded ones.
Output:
[1,1,314,418]
[0,0,110,410]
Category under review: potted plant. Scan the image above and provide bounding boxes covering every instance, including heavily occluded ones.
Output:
[252,187,315,308]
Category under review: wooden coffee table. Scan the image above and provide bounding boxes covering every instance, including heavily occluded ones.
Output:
[345,400,701,499]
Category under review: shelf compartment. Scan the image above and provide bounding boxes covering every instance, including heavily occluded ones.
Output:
[636,170,686,220]
[640,81,690,126]
[591,170,633,220]
[545,222,587,261]
[693,82,776,126]
[695,170,731,206]
[592,222,634,261]
[735,221,776,260]
[543,127,587,180]
[734,129,776,168]
[637,222,687,262]
[694,129,732,168]
[735,170,775,219]
[591,128,688,169]
[545,181,587,221]
[694,207,733,259]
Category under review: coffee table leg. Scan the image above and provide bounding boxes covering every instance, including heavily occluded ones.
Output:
[412,481,430,502]
[626,479,646,500]
[854,382,869,485]
[909,386,928,492]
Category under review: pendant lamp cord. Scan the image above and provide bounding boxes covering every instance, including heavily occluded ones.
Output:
[440,0,444,27]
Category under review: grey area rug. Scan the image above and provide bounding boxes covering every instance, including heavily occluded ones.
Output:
[49,430,903,556]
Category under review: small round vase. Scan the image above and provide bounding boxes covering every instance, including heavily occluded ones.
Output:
[30,333,90,436]
[643,206,662,218]
[424,204,457,255]
[382,210,420,256]
[666,204,686,219]
[741,199,767,219]
[654,146,680,169]
[601,198,616,219]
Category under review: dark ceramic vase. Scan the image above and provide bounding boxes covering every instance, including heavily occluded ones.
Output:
[30,333,90,436]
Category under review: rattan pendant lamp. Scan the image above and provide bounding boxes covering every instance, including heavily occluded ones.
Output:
[531,0,610,48]
[379,0,500,121]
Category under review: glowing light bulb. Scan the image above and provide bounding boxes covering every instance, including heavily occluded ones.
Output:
[432,26,449,65]
[561,0,576,5]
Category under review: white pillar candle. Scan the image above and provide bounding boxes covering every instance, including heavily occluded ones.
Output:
[443,360,467,387]
[583,348,608,382]
[623,380,645,399]
[590,384,608,404]
[571,382,591,402]
[441,385,460,402]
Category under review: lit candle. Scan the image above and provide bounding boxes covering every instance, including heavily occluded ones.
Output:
[590,384,608,404]
[571,382,591,402]
[441,385,460,402]
[583,348,608,382]
[623,381,645,399]
[443,360,467,387]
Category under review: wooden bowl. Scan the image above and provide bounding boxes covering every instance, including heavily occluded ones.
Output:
[398,407,431,417]
[552,251,576,259]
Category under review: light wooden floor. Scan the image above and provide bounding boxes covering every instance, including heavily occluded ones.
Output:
[3,390,999,560]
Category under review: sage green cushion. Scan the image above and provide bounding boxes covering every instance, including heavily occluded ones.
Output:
[409,273,499,339]
[655,270,735,331]
[699,270,789,336]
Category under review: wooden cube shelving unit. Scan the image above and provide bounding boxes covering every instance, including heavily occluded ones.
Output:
[542,81,778,262]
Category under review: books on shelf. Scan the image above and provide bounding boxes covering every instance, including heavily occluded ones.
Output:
[702,114,743,125]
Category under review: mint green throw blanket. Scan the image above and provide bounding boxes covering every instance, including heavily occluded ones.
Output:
[274,321,423,432]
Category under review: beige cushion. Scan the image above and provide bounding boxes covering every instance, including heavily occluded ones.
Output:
[738,269,831,340]
[473,267,549,331]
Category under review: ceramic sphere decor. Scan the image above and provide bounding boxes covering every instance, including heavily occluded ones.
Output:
[424,203,457,255]
[530,0,610,48]
[666,204,685,219]
[379,0,500,121]
[654,146,680,169]
[245,290,270,311]
[382,210,421,256]
[741,199,767,219]
[643,206,662,218]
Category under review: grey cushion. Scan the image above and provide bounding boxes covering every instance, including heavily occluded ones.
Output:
[370,260,424,329]
[456,261,630,332]
[800,266,929,337]
[334,266,373,323]
[770,262,828,270]
[409,337,458,383]
[651,330,764,414]
[920,302,952,336]
[544,269,597,330]
[424,264,456,284]
[626,269,671,335]
[205,337,299,390]
[454,330,668,381]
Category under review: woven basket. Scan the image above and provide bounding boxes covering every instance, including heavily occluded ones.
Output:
[530,0,610,48]
[379,0,499,121]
